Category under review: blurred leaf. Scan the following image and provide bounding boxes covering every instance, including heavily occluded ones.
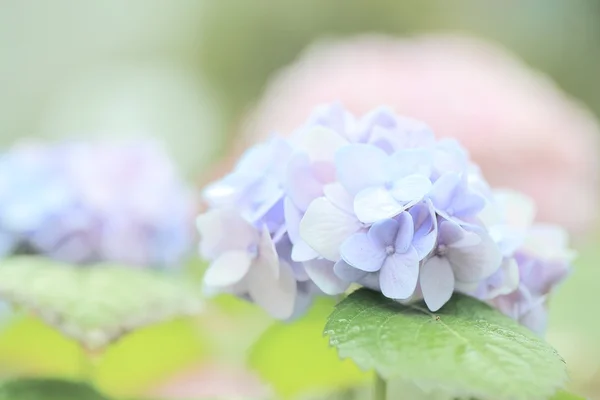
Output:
[549,390,587,400]
[249,297,369,399]
[0,378,109,400]
[0,256,203,350]
[325,289,567,400]
[93,318,208,399]
[0,315,83,378]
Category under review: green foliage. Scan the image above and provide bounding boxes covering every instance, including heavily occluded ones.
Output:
[549,390,587,400]
[325,289,567,400]
[249,297,370,399]
[0,315,83,378]
[0,256,203,350]
[0,378,109,400]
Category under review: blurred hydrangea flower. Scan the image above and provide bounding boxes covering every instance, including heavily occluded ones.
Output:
[0,140,194,268]
[239,34,599,235]
[199,104,574,330]
[472,190,575,334]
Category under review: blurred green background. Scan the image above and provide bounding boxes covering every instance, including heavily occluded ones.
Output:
[1,1,600,399]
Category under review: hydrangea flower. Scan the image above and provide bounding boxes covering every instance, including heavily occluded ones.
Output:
[199,104,574,330]
[198,208,297,319]
[0,140,194,268]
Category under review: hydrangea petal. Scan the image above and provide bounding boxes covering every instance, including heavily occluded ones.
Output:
[428,172,460,210]
[354,186,405,223]
[299,126,348,164]
[291,240,319,262]
[300,197,362,261]
[394,212,415,254]
[247,261,297,320]
[420,256,455,312]
[283,197,302,244]
[379,249,419,299]
[367,218,399,248]
[389,149,433,178]
[256,227,280,278]
[335,144,388,195]
[438,220,480,248]
[204,251,253,288]
[409,201,437,259]
[197,209,257,258]
[303,259,350,295]
[389,174,432,204]
[447,229,502,283]
[333,259,368,282]
[340,232,386,272]
[285,153,323,211]
[323,182,354,214]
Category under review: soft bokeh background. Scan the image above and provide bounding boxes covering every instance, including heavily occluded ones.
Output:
[1,1,600,399]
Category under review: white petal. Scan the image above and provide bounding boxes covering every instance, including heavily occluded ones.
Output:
[390,174,432,202]
[323,182,354,214]
[303,259,350,295]
[420,257,455,312]
[300,126,349,163]
[248,260,297,320]
[203,251,253,288]
[256,227,280,278]
[495,189,537,230]
[490,258,520,298]
[522,224,576,261]
[448,229,502,283]
[196,209,257,258]
[354,186,404,223]
[300,197,362,261]
[291,240,319,262]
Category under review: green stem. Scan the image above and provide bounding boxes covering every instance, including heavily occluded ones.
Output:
[373,372,387,400]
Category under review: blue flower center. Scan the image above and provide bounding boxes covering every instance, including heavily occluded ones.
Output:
[385,245,395,255]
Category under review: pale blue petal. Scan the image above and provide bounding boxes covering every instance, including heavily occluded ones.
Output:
[428,172,460,211]
[283,197,302,244]
[367,218,399,248]
[389,174,432,203]
[340,232,386,272]
[333,259,368,282]
[420,256,455,312]
[303,259,350,295]
[410,201,437,259]
[285,153,323,211]
[394,212,415,254]
[335,144,388,195]
[389,149,433,178]
[379,250,420,299]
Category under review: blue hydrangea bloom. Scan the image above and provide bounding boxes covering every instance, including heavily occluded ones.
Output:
[0,141,194,268]
[198,104,574,327]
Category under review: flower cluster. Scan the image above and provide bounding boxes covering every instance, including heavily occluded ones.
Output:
[0,141,194,268]
[198,104,573,331]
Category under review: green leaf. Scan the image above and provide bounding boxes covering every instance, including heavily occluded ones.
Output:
[93,318,208,399]
[324,289,567,400]
[0,378,109,400]
[549,390,587,400]
[0,256,203,350]
[249,297,370,399]
[0,315,84,378]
